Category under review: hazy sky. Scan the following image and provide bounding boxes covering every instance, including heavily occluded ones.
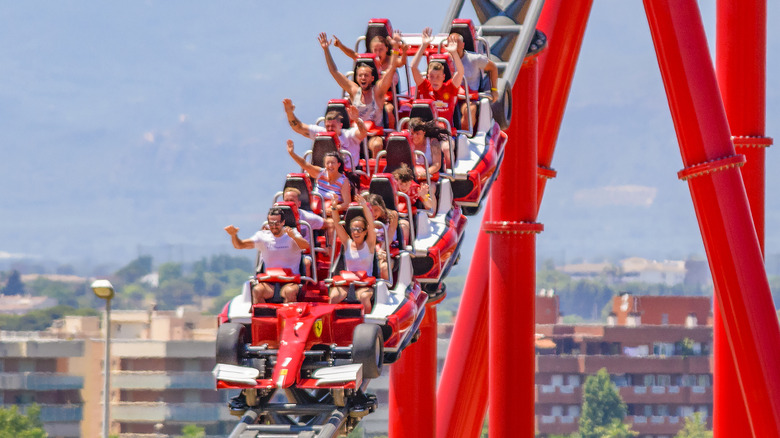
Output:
[0,1,778,270]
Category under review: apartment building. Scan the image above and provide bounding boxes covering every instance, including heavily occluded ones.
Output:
[363,293,712,438]
[0,331,85,438]
[534,293,712,437]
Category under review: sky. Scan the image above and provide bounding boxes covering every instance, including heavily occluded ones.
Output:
[0,1,778,273]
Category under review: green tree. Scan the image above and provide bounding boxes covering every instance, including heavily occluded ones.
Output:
[0,404,46,438]
[1,270,25,295]
[179,424,205,438]
[594,418,638,437]
[115,255,153,285]
[579,368,627,438]
[158,262,183,284]
[675,412,712,438]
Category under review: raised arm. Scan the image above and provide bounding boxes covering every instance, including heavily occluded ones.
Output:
[330,203,350,245]
[374,36,402,98]
[446,40,465,88]
[410,27,433,87]
[283,98,312,137]
[392,30,408,68]
[318,32,358,96]
[356,194,377,249]
[224,225,254,250]
[347,105,368,141]
[333,35,359,61]
[286,139,321,176]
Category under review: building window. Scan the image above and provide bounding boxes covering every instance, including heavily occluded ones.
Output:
[567,375,581,387]
[657,374,671,386]
[661,313,669,325]
[643,375,655,386]
[551,405,563,416]
[697,375,711,387]
[551,375,564,387]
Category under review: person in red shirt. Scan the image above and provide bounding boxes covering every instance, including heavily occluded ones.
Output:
[409,27,465,130]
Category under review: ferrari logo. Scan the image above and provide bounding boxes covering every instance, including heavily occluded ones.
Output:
[314,319,323,338]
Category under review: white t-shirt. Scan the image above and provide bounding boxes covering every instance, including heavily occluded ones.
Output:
[308,125,362,170]
[250,229,303,274]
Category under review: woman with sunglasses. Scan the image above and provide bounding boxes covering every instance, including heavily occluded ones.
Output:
[329,194,377,313]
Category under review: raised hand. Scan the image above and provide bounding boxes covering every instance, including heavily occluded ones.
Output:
[286,139,295,154]
[347,105,359,122]
[421,27,433,48]
[282,98,295,114]
[317,32,331,50]
[224,225,239,236]
[333,34,343,49]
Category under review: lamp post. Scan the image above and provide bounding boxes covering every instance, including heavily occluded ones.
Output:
[91,279,114,438]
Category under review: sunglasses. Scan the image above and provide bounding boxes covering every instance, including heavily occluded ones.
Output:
[268,220,283,226]
[350,227,366,233]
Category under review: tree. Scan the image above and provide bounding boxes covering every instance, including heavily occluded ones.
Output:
[158,262,182,284]
[1,270,25,295]
[0,404,46,438]
[114,255,153,285]
[179,424,205,438]
[579,368,628,438]
[594,418,638,438]
[675,412,712,438]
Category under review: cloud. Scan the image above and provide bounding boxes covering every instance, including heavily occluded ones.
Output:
[573,185,657,207]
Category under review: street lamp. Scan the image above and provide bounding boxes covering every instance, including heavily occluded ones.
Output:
[91,279,114,438]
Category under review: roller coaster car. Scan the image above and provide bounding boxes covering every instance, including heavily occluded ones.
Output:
[368,171,466,297]
[214,246,426,409]
[403,98,508,216]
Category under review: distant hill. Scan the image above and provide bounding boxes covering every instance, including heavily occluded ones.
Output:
[1,1,778,274]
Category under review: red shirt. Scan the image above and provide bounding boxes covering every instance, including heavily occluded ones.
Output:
[416,79,459,127]
[398,181,420,214]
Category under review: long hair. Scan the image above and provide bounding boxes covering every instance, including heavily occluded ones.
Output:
[409,117,449,142]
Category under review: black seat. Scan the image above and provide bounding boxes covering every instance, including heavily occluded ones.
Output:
[383,133,415,175]
[326,99,351,129]
[364,18,392,52]
[311,132,341,167]
[284,173,315,212]
[450,18,477,53]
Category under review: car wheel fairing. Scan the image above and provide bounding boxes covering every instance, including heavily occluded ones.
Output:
[352,323,384,379]
[216,322,245,365]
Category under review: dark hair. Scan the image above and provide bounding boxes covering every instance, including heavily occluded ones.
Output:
[267,207,284,218]
[409,117,450,142]
[369,35,392,58]
[427,61,445,73]
[350,216,368,229]
[325,111,343,122]
[323,151,345,174]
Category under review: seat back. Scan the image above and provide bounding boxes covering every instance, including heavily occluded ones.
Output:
[450,18,477,53]
[272,202,300,229]
[382,133,415,175]
[427,53,454,82]
[368,174,399,212]
[409,99,438,122]
[284,173,314,212]
[311,132,341,167]
[365,18,392,52]
[326,99,351,129]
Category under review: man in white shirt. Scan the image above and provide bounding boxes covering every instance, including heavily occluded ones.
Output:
[283,98,367,171]
[224,207,310,303]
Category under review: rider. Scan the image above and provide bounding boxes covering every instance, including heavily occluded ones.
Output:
[329,194,377,313]
[318,32,403,158]
[447,31,499,131]
[224,207,310,304]
[283,98,367,171]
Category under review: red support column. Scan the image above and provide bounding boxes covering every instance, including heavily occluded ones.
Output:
[536,0,593,208]
[485,54,541,437]
[388,301,439,438]
[643,0,780,434]
[714,1,772,436]
[435,207,491,438]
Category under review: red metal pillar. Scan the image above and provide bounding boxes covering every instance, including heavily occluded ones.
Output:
[435,207,491,438]
[714,1,772,436]
[643,0,780,434]
[536,0,593,208]
[485,54,541,437]
[388,300,439,438]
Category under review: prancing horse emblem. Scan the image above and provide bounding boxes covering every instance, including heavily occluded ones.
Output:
[314,319,323,337]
